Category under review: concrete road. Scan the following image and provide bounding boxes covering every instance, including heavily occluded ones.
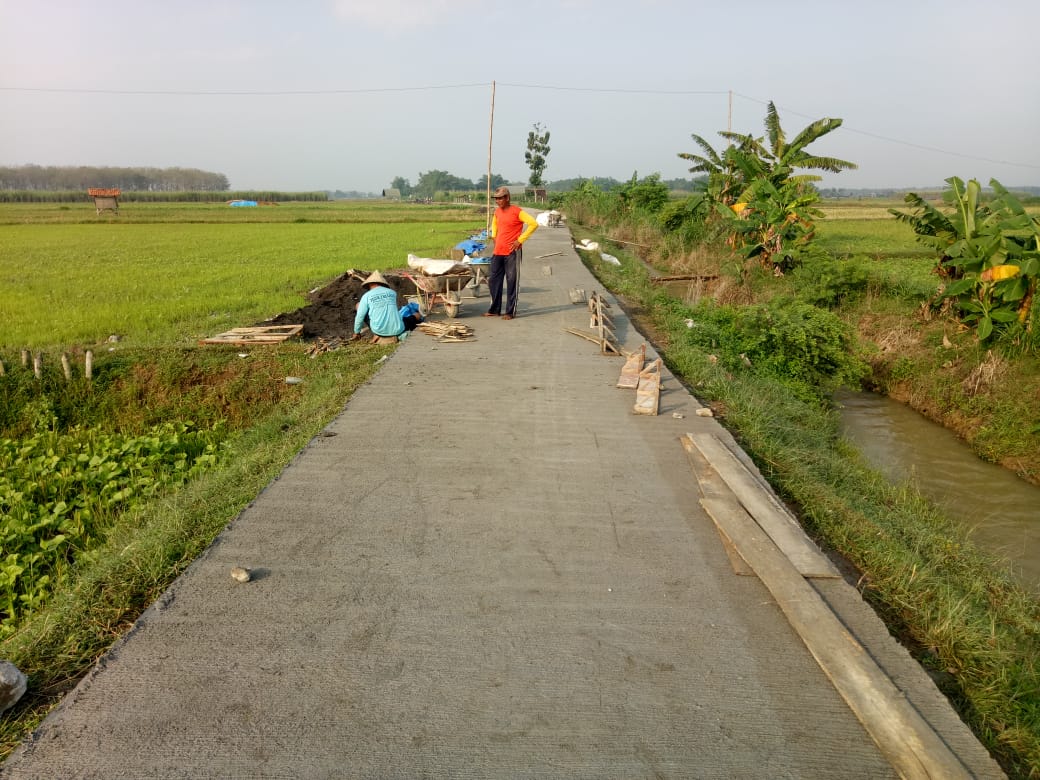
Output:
[1,218,1004,779]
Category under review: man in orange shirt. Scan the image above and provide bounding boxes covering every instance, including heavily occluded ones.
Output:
[484,186,538,320]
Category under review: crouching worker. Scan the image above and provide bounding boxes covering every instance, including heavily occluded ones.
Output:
[399,300,424,332]
[352,271,405,344]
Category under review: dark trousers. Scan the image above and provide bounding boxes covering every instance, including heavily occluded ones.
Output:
[488,249,520,316]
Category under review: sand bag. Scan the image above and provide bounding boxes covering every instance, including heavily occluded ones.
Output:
[633,358,662,416]
[617,343,646,389]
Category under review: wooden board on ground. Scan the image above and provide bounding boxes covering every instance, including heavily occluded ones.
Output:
[699,495,971,780]
[680,434,754,575]
[684,432,839,578]
[200,325,303,345]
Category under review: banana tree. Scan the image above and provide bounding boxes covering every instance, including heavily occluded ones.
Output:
[890,177,1039,339]
[678,132,758,207]
[721,172,825,270]
[679,101,856,270]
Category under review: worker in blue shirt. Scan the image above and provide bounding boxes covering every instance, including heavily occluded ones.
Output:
[352,271,405,343]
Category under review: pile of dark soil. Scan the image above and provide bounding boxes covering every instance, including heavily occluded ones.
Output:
[264,269,414,339]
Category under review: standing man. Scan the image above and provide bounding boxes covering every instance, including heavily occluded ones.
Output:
[351,271,406,343]
[485,186,538,320]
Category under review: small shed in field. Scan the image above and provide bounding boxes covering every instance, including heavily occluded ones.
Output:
[88,188,120,214]
[382,188,401,200]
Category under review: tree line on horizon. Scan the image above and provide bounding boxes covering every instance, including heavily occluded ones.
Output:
[0,165,230,192]
[388,170,706,198]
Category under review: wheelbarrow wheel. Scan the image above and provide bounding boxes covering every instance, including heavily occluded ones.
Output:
[444,290,460,318]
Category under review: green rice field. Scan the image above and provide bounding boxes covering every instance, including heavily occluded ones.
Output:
[0,201,487,349]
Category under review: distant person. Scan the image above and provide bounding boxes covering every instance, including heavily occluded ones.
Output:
[352,271,405,343]
[485,186,538,320]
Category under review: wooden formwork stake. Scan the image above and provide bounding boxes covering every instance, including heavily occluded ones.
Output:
[85,350,93,380]
[21,349,29,368]
[0,358,5,377]
[32,352,42,380]
[61,352,72,381]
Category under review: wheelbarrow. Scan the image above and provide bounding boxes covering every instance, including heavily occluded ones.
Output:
[402,270,473,318]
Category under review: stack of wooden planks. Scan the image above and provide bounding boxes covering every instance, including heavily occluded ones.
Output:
[417,321,475,342]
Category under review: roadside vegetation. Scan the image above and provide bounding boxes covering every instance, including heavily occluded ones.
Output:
[553,101,1039,776]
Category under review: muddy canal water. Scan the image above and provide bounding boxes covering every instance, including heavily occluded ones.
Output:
[835,390,1040,591]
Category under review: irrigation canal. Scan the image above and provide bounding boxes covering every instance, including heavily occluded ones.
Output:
[836,389,1040,591]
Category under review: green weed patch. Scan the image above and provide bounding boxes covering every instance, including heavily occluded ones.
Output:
[0,420,225,636]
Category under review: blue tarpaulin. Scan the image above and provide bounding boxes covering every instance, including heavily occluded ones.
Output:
[455,230,490,255]
[229,200,258,207]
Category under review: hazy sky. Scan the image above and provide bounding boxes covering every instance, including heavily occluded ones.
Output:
[2,0,1038,193]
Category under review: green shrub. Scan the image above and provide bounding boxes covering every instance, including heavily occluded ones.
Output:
[791,252,872,308]
[659,194,709,243]
[683,298,867,397]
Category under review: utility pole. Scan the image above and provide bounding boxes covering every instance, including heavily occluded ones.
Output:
[486,80,496,235]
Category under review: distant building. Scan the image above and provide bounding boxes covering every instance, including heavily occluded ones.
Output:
[382,188,401,200]
[499,185,546,202]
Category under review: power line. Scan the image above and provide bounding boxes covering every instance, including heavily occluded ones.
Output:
[732,92,1040,171]
[499,82,728,96]
[0,83,489,96]
[3,81,1037,171]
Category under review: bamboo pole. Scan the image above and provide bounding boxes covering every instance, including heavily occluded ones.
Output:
[485,80,496,236]
[85,350,93,380]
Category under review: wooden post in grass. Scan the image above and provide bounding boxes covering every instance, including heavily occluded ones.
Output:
[61,353,72,381]
[21,349,29,368]
[85,350,93,380]
[0,357,5,376]
[32,352,42,379]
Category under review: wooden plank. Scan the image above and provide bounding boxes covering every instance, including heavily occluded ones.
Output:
[715,526,755,576]
[699,496,971,780]
[651,274,720,283]
[564,327,603,346]
[200,325,303,345]
[680,433,731,502]
[687,433,838,578]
